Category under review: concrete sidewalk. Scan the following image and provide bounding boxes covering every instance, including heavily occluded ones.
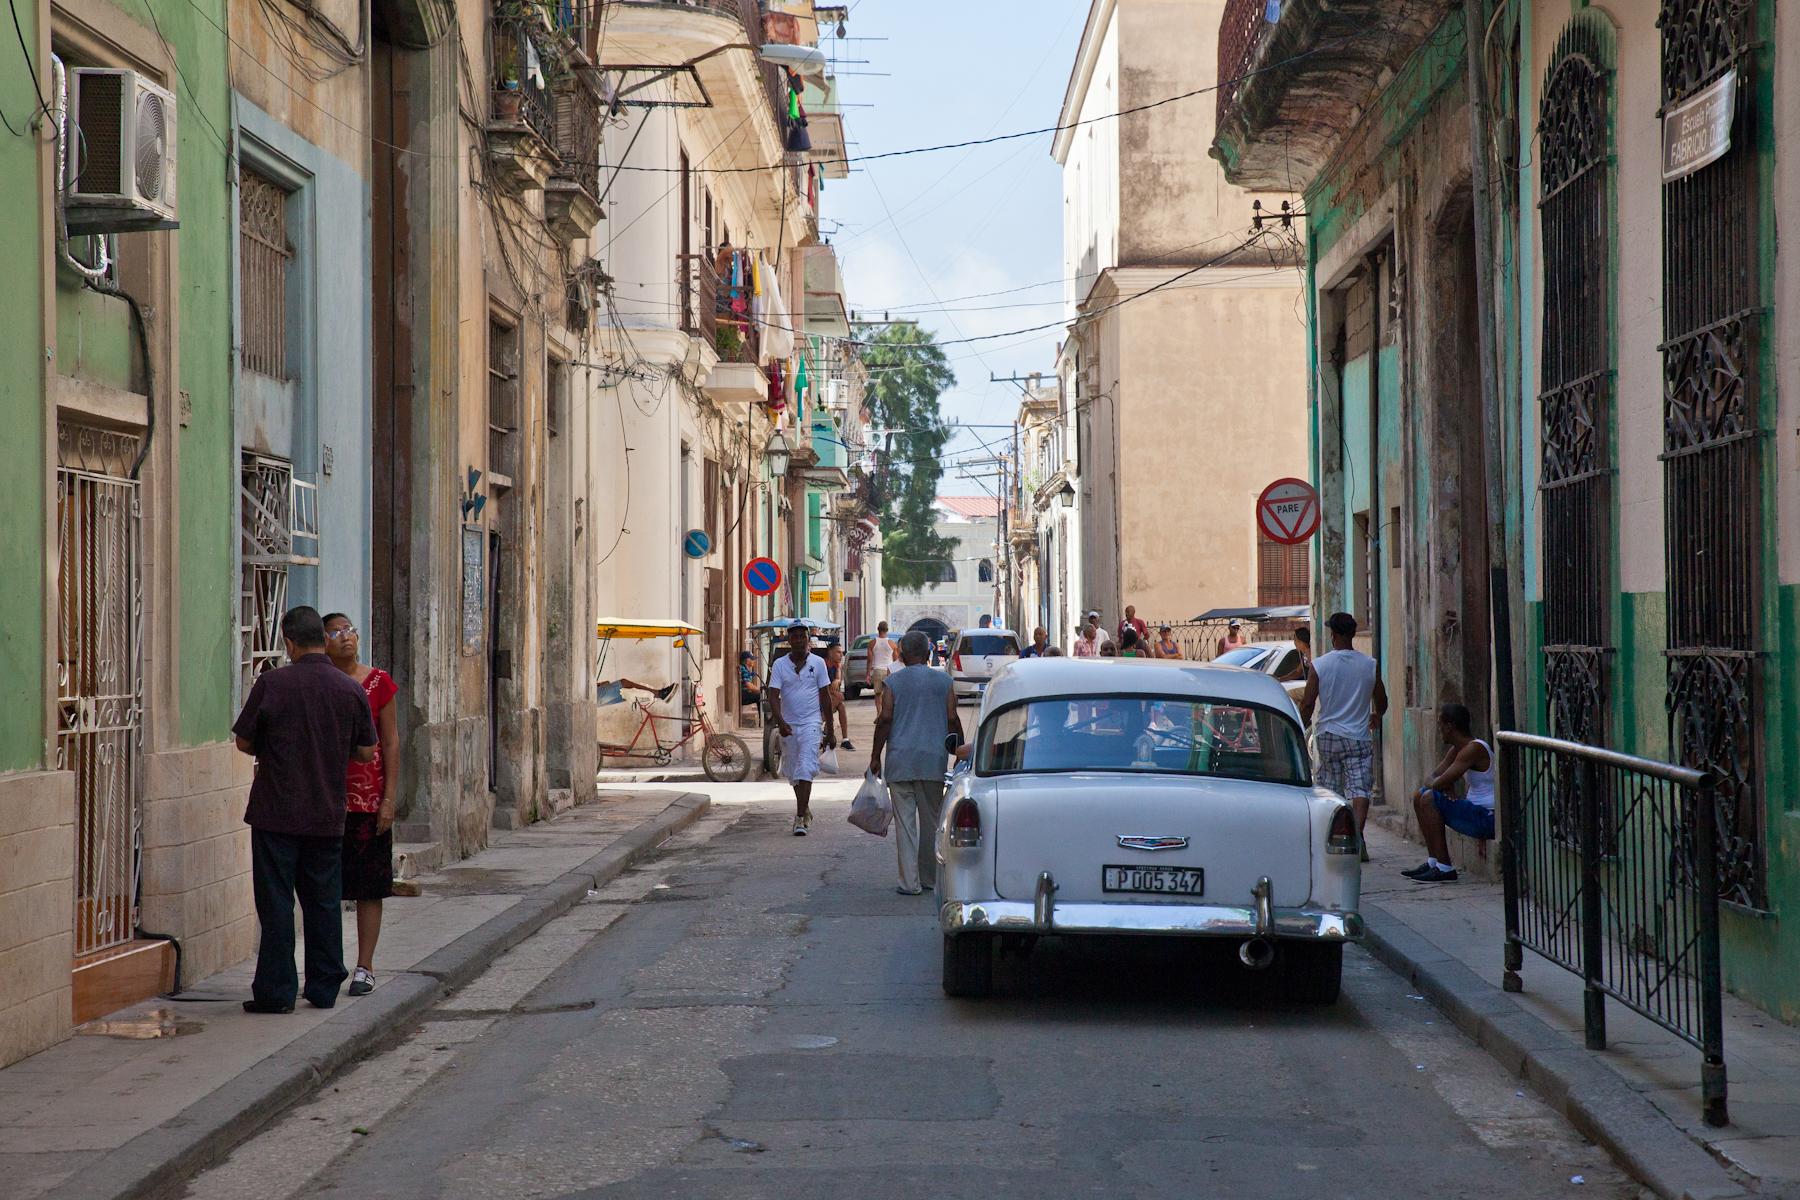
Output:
[1,789,709,1200]
[1362,821,1800,1200]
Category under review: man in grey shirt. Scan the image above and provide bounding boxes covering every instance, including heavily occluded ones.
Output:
[870,631,963,895]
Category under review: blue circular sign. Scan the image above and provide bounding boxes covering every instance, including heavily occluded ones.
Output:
[683,528,712,558]
[744,557,782,596]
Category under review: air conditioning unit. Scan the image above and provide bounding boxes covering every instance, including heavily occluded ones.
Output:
[65,68,178,233]
[824,378,847,412]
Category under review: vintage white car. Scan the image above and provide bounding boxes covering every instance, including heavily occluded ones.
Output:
[936,658,1363,1002]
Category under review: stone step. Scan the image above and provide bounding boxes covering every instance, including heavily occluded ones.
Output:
[392,840,445,878]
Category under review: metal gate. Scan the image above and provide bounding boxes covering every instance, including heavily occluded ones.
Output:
[56,422,144,959]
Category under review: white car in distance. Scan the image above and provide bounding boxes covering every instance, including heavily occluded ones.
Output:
[946,628,1022,703]
[936,657,1362,1002]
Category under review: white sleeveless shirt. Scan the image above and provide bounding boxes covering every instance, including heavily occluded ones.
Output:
[1464,739,1496,809]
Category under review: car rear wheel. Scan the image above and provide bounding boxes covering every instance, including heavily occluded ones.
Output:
[942,933,994,997]
[1283,942,1343,1005]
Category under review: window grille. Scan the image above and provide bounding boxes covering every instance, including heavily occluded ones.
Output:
[240,453,318,693]
[978,559,994,584]
[1659,0,1764,909]
[1538,18,1613,783]
[56,422,143,957]
[239,170,291,379]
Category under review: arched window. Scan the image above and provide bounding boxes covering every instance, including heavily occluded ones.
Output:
[925,560,956,585]
[1537,15,1613,762]
[978,558,994,583]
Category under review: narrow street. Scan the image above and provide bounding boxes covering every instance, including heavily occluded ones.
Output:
[179,702,1634,1200]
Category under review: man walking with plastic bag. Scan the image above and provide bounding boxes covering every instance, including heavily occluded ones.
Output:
[869,631,962,895]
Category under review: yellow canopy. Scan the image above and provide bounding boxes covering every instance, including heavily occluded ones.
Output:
[596,618,704,641]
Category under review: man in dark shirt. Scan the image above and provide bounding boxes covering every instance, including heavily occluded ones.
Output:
[233,606,378,1013]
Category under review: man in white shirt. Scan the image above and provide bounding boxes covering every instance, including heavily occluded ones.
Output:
[866,621,898,699]
[766,622,834,836]
[1300,611,1389,854]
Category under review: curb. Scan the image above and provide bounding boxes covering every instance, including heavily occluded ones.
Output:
[1360,901,1753,1200]
[48,791,711,1200]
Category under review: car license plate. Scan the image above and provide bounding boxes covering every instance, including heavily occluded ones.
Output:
[1102,865,1204,895]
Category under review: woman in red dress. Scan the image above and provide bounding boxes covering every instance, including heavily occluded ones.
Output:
[323,613,400,997]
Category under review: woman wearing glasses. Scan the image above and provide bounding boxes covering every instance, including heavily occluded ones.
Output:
[322,613,401,997]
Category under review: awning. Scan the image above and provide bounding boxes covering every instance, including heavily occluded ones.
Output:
[1189,604,1310,624]
[596,618,705,640]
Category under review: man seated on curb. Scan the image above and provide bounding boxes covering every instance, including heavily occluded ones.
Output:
[1403,702,1496,883]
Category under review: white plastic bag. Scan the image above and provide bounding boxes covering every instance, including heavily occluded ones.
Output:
[819,743,842,776]
[847,771,892,836]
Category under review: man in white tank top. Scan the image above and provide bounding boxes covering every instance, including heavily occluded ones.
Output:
[1402,702,1496,883]
[1300,612,1388,854]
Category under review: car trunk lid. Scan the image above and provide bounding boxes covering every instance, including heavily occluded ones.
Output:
[992,774,1313,907]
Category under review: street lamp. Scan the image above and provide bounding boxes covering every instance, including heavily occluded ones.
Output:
[1057,480,1075,509]
[766,428,791,479]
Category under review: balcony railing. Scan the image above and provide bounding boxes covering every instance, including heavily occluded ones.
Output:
[551,78,601,202]
[1217,0,1268,135]
[678,253,718,344]
[552,0,597,65]
[491,18,557,147]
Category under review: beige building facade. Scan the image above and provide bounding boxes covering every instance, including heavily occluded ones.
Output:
[1053,0,1310,628]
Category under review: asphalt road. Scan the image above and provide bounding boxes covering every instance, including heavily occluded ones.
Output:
[181,767,1639,1200]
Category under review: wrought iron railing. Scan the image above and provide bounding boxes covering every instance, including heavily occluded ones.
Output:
[1138,619,1290,663]
[1500,731,1727,1126]
[1217,0,1270,133]
[491,18,557,147]
[623,0,792,136]
[551,78,602,202]
[678,253,719,344]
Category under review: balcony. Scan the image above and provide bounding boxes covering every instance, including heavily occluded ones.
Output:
[546,77,604,245]
[1210,0,1458,191]
[793,410,850,490]
[600,1,791,145]
[800,244,848,338]
[488,16,559,192]
[685,251,768,403]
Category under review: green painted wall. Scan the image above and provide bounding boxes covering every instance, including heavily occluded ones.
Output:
[156,0,236,745]
[0,2,45,773]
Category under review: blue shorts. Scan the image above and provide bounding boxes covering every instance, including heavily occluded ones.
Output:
[1426,789,1495,840]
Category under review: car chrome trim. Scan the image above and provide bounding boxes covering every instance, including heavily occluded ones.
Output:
[1251,875,1273,937]
[1116,834,1189,851]
[1034,871,1057,930]
[939,900,1364,941]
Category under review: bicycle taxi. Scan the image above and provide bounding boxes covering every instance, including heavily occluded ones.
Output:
[595,618,752,783]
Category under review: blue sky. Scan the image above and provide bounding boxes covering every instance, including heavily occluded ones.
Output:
[820,0,1088,498]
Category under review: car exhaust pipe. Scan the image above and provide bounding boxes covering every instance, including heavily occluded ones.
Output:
[1238,937,1276,970]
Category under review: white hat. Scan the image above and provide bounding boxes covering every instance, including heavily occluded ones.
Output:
[1086,609,1100,618]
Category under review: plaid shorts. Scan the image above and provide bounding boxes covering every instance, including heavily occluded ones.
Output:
[1316,732,1375,799]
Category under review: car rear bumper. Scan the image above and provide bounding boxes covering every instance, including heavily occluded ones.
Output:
[939,899,1363,941]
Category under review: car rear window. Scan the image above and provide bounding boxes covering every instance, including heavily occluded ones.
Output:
[958,634,1019,656]
[977,695,1310,785]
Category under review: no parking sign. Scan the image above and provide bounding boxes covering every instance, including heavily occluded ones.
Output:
[744,557,782,596]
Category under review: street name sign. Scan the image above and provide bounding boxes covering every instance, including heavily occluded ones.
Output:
[1663,69,1735,183]
[1257,477,1320,546]
[744,557,782,596]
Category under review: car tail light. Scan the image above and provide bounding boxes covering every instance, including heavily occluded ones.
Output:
[1327,806,1359,855]
[949,799,981,847]
[952,651,963,674]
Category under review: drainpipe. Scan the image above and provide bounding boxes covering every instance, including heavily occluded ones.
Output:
[1461,0,1519,738]
[1367,249,1384,804]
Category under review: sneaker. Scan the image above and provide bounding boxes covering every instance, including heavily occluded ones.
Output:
[1411,865,1459,883]
[1400,861,1435,880]
[348,967,375,997]
[242,999,294,1015]
[840,740,856,750]
[801,811,813,830]
[793,820,807,837]
[896,885,923,896]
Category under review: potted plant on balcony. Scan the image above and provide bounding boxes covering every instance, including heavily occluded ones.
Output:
[715,324,744,361]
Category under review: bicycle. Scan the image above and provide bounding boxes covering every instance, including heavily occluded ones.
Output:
[598,681,752,783]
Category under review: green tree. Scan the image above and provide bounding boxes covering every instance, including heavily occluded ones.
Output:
[858,322,957,591]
